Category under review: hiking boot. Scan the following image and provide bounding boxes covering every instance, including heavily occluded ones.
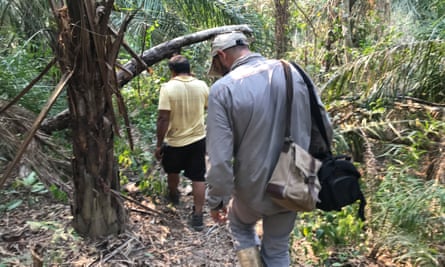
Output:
[167,189,180,205]
[190,213,204,231]
[237,246,263,267]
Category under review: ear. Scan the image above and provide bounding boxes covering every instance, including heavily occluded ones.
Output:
[217,50,227,63]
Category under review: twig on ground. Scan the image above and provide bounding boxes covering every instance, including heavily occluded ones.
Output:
[101,237,135,263]
[111,189,162,216]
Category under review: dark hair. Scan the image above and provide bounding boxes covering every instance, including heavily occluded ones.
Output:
[168,55,190,74]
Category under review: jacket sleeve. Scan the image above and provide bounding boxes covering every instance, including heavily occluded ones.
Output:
[205,85,234,210]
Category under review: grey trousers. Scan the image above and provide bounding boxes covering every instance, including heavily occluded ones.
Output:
[228,198,297,267]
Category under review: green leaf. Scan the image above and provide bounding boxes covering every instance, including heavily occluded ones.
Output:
[7,199,23,210]
[316,228,325,239]
[22,172,37,186]
[31,183,47,193]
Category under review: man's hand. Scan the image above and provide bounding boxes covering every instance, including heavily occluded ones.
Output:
[156,110,170,161]
[154,146,163,161]
[210,207,228,224]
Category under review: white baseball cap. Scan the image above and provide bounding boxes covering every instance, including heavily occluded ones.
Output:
[208,32,249,76]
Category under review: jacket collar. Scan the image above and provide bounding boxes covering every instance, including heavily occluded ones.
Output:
[230,53,264,72]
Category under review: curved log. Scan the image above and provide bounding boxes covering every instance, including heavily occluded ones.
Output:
[117,24,253,87]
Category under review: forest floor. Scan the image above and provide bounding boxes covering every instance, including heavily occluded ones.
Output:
[0,177,388,267]
[0,178,238,266]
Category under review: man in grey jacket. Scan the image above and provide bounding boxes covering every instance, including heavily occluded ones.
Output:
[206,32,332,266]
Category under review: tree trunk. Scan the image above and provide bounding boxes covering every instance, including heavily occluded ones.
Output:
[341,0,354,63]
[376,0,391,37]
[274,0,290,59]
[69,83,126,237]
[52,0,126,238]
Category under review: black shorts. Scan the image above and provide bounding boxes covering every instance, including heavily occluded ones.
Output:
[161,138,206,181]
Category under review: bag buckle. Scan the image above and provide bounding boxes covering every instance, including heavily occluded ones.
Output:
[304,174,317,184]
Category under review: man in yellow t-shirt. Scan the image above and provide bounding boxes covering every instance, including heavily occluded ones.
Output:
[154,55,209,231]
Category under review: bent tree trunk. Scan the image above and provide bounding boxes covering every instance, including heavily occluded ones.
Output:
[52,0,125,237]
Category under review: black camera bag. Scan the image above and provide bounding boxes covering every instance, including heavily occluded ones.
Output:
[291,62,366,220]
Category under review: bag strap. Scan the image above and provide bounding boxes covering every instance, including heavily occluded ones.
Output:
[358,192,366,221]
[290,62,332,155]
[280,60,318,177]
[280,60,293,144]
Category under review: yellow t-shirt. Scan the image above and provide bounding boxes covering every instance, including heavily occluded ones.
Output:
[158,75,209,147]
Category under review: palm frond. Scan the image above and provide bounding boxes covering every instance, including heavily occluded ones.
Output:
[113,0,267,50]
[392,0,445,39]
[322,40,445,104]
[0,0,52,37]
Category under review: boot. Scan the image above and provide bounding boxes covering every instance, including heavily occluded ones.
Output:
[236,246,263,267]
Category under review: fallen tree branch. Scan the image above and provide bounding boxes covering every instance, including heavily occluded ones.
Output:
[108,25,147,70]
[116,24,253,87]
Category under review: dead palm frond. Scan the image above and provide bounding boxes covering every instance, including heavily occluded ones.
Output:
[0,100,71,194]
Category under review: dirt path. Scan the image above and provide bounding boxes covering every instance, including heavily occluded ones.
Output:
[0,180,239,266]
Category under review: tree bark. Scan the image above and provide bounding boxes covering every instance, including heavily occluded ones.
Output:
[341,0,354,63]
[52,0,126,238]
[274,0,290,59]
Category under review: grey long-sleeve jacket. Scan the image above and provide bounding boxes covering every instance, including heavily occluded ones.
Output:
[206,53,332,215]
